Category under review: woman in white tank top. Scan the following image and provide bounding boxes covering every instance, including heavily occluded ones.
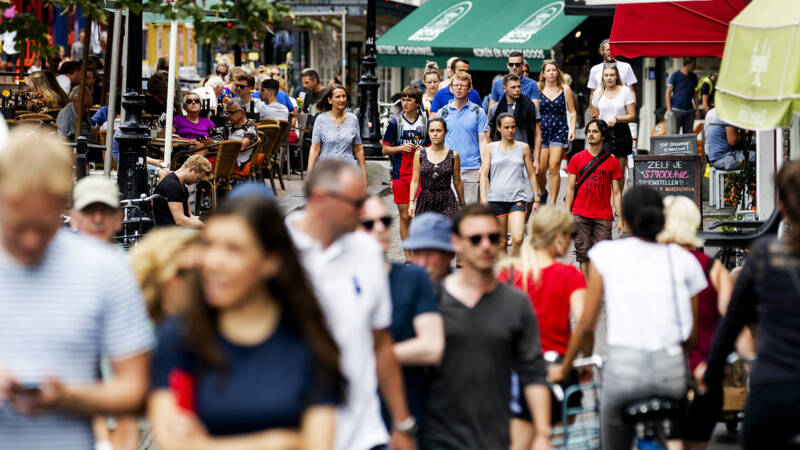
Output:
[479,113,538,257]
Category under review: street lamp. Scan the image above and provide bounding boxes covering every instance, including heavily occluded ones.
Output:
[357,0,382,158]
[116,1,151,200]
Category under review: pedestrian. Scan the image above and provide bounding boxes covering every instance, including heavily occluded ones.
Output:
[307,84,368,184]
[402,212,456,283]
[498,206,587,449]
[537,60,576,206]
[656,195,733,449]
[436,71,489,205]
[286,160,415,450]
[408,118,464,219]
[666,57,699,134]
[129,227,202,325]
[565,119,624,276]
[423,204,551,450]
[152,154,212,228]
[438,56,459,90]
[587,39,638,103]
[591,63,636,185]
[382,85,429,251]
[429,58,482,116]
[552,186,707,450]
[298,68,325,114]
[696,73,717,116]
[490,51,541,108]
[69,176,124,243]
[0,128,154,450]
[421,62,440,116]
[480,113,539,257]
[487,73,542,214]
[148,196,343,449]
[699,162,800,450]
[358,196,444,443]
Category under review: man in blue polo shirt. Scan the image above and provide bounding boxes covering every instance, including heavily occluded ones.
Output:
[666,57,699,134]
[439,71,489,204]
[490,51,540,108]
[430,58,482,116]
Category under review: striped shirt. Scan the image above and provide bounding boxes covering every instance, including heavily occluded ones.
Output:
[0,229,155,450]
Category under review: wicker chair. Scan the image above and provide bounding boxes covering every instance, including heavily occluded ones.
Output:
[256,124,282,193]
[206,140,243,212]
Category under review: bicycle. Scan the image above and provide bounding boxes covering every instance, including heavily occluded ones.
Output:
[548,353,603,449]
[115,193,164,250]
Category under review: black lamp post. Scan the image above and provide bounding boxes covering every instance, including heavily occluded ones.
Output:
[357,0,382,158]
[116,2,150,200]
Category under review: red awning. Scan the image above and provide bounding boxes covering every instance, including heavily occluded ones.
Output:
[610,0,749,58]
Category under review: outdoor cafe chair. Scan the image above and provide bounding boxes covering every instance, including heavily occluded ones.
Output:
[203,139,242,212]
[256,124,282,193]
[231,136,264,182]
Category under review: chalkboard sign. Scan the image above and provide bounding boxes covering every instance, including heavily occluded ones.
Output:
[650,134,698,156]
[633,155,702,207]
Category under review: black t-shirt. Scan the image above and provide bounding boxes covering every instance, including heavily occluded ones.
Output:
[302,89,324,113]
[153,172,188,226]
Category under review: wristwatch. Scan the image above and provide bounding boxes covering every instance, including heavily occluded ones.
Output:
[393,416,418,435]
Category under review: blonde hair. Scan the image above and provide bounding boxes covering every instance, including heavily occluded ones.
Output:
[0,127,73,198]
[182,154,212,174]
[599,63,623,99]
[657,196,704,249]
[29,71,68,109]
[452,71,472,89]
[424,61,440,81]
[501,206,574,285]
[129,227,200,323]
[538,60,565,92]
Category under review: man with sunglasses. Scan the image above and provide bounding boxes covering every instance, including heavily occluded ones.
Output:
[232,73,261,116]
[422,204,550,450]
[286,160,415,450]
[489,52,541,109]
[358,196,444,445]
[222,97,260,173]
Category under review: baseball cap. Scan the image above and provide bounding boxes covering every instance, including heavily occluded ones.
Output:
[402,212,454,253]
[72,176,120,210]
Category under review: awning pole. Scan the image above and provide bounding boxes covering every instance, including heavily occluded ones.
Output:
[163,17,179,168]
[342,11,347,86]
[104,9,123,177]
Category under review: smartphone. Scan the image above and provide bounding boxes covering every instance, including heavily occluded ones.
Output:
[11,382,41,396]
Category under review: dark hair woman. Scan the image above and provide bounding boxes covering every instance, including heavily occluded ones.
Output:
[408,117,464,219]
[552,186,708,449]
[148,196,344,450]
[307,84,367,184]
[700,162,800,450]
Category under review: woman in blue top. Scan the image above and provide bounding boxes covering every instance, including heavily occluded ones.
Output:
[148,196,344,450]
[537,60,576,206]
[307,84,368,184]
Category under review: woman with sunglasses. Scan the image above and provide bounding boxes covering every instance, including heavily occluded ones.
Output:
[497,206,587,450]
[479,113,538,257]
[307,84,368,184]
[173,93,216,151]
[149,196,344,450]
[408,118,464,219]
[537,60,576,206]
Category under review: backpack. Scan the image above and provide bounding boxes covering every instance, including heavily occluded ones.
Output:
[438,100,482,122]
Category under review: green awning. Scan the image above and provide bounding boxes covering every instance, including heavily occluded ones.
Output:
[716,0,800,130]
[376,0,586,71]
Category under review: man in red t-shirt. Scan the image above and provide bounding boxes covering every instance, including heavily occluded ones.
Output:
[565,119,624,276]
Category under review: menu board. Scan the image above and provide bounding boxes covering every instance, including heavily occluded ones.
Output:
[633,155,702,207]
[650,134,698,156]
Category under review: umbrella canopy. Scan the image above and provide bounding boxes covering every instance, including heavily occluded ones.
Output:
[376,0,586,71]
[715,0,800,130]
[609,0,747,58]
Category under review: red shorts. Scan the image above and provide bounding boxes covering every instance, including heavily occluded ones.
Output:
[392,177,412,204]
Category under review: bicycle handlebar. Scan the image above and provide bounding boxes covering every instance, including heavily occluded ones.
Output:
[120,193,164,206]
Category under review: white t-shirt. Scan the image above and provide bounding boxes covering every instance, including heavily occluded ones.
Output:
[56,74,72,94]
[286,212,392,450]
[592,87,635,123]
[589,238,707,351]
[588,60,638,91]
[2,31,17,55]
[258,100,289,121]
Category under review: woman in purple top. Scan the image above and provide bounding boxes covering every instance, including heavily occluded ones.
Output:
[173,92,215,148]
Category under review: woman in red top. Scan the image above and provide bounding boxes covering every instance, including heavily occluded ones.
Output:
[498,206,587,450]
[658,195,733,448]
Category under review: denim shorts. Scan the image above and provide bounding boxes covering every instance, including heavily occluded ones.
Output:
[489,200,526,216]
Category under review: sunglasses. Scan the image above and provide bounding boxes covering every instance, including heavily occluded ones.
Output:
[185,98,201,104]
[216,70,228,76]
[326,191,367,209]
[507,62,522,67]
[235,84,249,90]
[224,109,241,116]
[361,216,392,231]
[464,232,501,246]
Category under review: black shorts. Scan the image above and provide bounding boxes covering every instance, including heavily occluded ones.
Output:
[511,369,583,424]
[489,200,526,217]
[1,52,18,65]
[603,121,633,157]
